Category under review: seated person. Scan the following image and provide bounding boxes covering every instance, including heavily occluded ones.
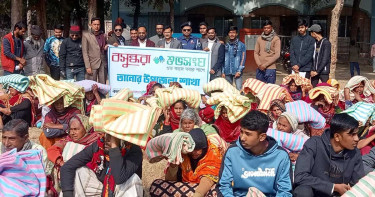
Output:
[60,134,143,196]
[267,99,286,128]
[150,128,223,197]
[83,84,103,116]
[0,86,34,127]
[160,100,188,134]
[217,110,292,196]
[214,107,241,143]
[284,79,305,101]
[343,76,375,109]
[311,94,336,129]
[327,79,340,91]
[294,113,365,197]
[39,97,80,149]
[363,146,375,174]
[138,82,162,103]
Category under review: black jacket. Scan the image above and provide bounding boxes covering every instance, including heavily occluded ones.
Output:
[294,129,364,196]
[290,34,315,72]
[60,141,143,196]
[59,37,85,72]
[312,38,331,75]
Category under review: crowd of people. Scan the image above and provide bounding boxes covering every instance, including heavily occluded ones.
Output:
[1,17,375,197]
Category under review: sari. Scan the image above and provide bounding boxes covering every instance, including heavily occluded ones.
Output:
[267,99,286,126]
[142,81,157,97]
[169,105,181,131]
[0,90,35,126]
[214,115,241,143]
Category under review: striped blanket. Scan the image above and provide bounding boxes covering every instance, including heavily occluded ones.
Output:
[342,102,375,125]
[267,128,307,152]
[342,170,375,197]
[203,78,240,95]
[111,88,135,102]
[0,74,30,93]
[145,132,195,164]
[75,80,110,95]
[340,76,375,102]
[28,74,85,113]
[0,149,46,197]
[282,74,313,92]
[154,87,201,109]
[89,99,162,147]
[309,86,338,105]
[285,100,326,129]
[206,91,251,123]
[242,78,266,96]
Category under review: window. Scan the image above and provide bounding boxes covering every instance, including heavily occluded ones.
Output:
[250,17,270,29]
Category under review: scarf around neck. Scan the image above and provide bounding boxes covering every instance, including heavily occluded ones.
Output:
[227,39,239,57]
[261,29,275,53]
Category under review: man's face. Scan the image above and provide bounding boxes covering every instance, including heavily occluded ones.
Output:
[70,33,80,41]
[200,25,207,35]
[228,30,237,40]
[207,29,216,40]
[114,25,123,37]
[16,27,27,37]
[182,26,192,37]
[130,30,138,40]
[32,34,40,41]
[163,28,172,39]
[156,25,164,36]
[240,127,265,150]
[310,32,317,39]
[298,25,307,35]
[263,25,273,35]
[336,129,359,150]
[2,130,28,152]
[91,20,101,32]
[54,29,63,38]
[277,117,293,133]
[138,27,147,41]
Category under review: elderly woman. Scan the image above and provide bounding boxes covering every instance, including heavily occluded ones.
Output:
[39,97,81,149]
[150,128,223,197]
[342,76,375,109]
[214,107,241,143]
[160,100,188,134]
[267,99,286,128]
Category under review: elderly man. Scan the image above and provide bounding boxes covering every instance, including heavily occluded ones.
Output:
[23,25,45,76]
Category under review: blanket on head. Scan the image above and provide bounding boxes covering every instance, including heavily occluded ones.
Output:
[203,78,240,95]
[285,100,326,129]
[339,76,375,102]
[0,74,30,93]
[154,87,201,109]
[282,74,313,92]
[342,170,375,197]
[342,102,375,126]
[74,80,110,95]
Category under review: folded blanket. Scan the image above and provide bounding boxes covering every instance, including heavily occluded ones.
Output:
[61,142,86,162]
[282,74,313,92]
[285,100,326,129]
[257,84,293,112]
[0,74,30,93]
[342,102,375,125]
[267,128,307,153]
[0,149,46,197]
[308,86,338,105]
[74,80,110,95]
[340,76,375,102]
[145,132,195,164]
[154,87,201,109]
[203,78,240,95]
[242,78,266,96]
[206,91,251,123]
[111,88,135,102]
[28,74,85,113]
[342,170,375,197]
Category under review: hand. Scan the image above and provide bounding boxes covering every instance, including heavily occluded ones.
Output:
[258,65,266,71]
[18,64,24,70]
[86,68,93,75]
[292,65,299,72]
[358,121,363,127]
[92,84,99,94]
[104,44,109,50]
[310,71,317,77]
[110,135,121,148]
[163,108,171,125]
[18,58,26,65]
[203,47,210,52]
[353,90,363,101]
[113,43,119,47]
[334,183,351,195]
[288,152,299,162]
[210,69,215,74]
[1,108,11,116]
[235,72,241,78]
[221,74,225,78]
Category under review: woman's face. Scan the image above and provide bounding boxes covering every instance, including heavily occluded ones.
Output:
[277,116,293,133]
[190,149,203,160]
[271,106,282,118]
[181,119,195,132]
[353,82,365,95]
[173,102,185,117]
[85,91,95,101]
[53,98,65,113]
[150,86,160,96]
[289,82,298,92]
[69,119,86,142]
[221,108,229,120]
[8,87,18,96]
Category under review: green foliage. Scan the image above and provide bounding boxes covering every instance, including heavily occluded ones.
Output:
[148,0,168,11]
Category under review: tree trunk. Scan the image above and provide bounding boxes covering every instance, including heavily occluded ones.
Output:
[133,0,141,28]
[169,0,174,30]
[88,0,97,29]
[329,0,344,79]
[11,0,23,28]
[27,8,32,38]
[97,0,105,31]
[36,0,47,39]
[350,0,361,42]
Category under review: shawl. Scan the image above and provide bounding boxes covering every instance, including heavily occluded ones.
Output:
[339,76,375,102]
[203,78,240,95]
[261,30,275,53]
[74,80,110,95]
[142,81,157,97]
[342,102,375,126]
[0,74,30,93]
[47,106,80,125]
[154,87,201,109]
[227,39,239,57]
[285,100,326,129]
[145,132,196,164]
[0,149,46,197]
[181,141,222,183]
[317,104,336,126]
[214,116,241,143]
[0,91,36,125]
[267,99,286,123]
[169,105,181,131]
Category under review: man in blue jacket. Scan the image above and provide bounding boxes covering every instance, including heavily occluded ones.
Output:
[290,19,315,78]
[217,110,292,197]
[294,113,365,197]
[177,21,201,50]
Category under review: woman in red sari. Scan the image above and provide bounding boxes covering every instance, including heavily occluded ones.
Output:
[214,107,241,143]
[160,100,187,134]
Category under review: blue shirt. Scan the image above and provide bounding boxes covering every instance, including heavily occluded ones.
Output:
[177,35,202,50]
[44,36,64,67]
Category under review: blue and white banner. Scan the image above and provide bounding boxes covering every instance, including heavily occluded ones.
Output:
[108,46,211,97]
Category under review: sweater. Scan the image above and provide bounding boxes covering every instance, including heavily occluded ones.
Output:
[254,35,281,70]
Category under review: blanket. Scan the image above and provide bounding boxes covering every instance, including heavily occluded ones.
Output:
[203,78,240,95]
[0,74,30,93]
[342,170,375,197]
[340,76,375,102]
[75,80,110,95]
[285,100,326,129]
[267,128,307,153]
[342,102,375,125]
[154,87,201,109]
[282,74,313,92]
[308,86,338,105]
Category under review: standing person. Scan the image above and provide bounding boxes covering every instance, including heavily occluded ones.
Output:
[44,24,64,80]
[131,26,155,47]
[82,17,109,84]
[108,24,126,46]
[371,42,375,72]
[149,23,164,45]
[156,26,182,49]
[59,25,85,81]
[177,22,202,50]
[349,40,360,77]
[126,28,138,46]
[293,113,365,197]
[222,26,246,90]
[199,21,208,43]
[309,24,331,87]
[23,25,45,76]
[1,21,27,75]
[290,19,315,78]
[202,27,224,80]
[254,20,281,84]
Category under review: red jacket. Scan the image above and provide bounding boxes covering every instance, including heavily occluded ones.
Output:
[1,33,24,73]
[131,39,155,47]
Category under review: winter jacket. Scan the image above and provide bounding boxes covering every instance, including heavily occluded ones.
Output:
[223,39,246,75]
[23,37,45,76]
[312,38,331,75]
[43,35,64,67]
[131,39,155,47]
[294,129,365,195]
[201,38,225,76]
[1,32,24,73]
[59,37,85,73]
[290,34,315,72]
[363,146,375,174]
[217,136,292,197]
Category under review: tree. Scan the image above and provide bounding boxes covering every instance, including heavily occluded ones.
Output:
[88,0,97,29]
[350,0,361,42]
[125,0,147,27]
[11,0,23,28]
[329,0,344,79]
[148,0,175,29]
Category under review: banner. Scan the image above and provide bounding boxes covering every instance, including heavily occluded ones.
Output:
[108,46,211,97]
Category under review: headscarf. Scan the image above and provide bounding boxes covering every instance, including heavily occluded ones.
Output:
[214,114,241,143]
[277,112,298,132]
[199,106,215,124]
[143,81,157,97]
[261,29,275,53]
[169,105,182,131]
[340,76,375,102]
[267,99,286,122]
